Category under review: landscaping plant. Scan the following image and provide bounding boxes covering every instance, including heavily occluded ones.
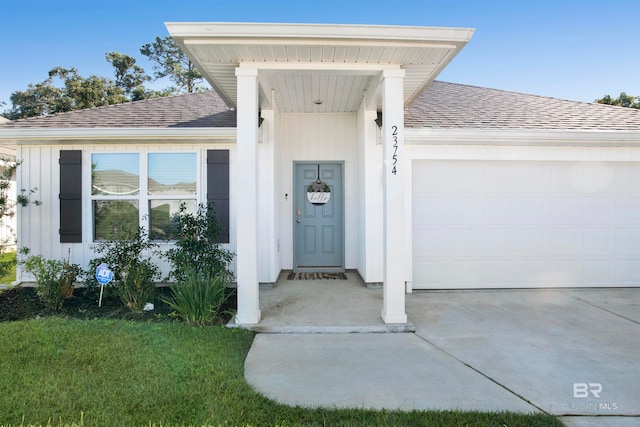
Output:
[18,249,83,310]
[162,267,233,326]
[164,202,234,282]
[88,227,160,312]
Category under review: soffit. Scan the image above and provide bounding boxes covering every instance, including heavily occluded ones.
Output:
[167,22,474,113]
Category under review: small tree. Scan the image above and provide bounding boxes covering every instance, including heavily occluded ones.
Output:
[19,249,83,310]
[140,36,205,94]
[105,52,150,101]
[88,227,160,312]
[164,203,234,282]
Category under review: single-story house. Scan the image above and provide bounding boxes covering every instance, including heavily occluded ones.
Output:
[1,23,638,325]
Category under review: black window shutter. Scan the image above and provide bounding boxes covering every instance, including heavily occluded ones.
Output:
[59,150,82,243]
[207,150,230,243]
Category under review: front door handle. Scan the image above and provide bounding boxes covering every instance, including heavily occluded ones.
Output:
[297,219,301,223]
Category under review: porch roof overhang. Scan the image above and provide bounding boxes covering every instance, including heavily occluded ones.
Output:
[166,22,474,113]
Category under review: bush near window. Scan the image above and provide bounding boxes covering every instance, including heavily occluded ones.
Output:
[18,249,83,310]
[87,227,160,313]
[164,202,234,282]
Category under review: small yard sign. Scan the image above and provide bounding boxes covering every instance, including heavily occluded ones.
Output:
[95,263,113,307]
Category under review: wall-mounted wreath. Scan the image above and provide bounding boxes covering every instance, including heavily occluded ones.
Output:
[306,165,331,206]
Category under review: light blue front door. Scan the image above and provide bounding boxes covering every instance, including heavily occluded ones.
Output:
[293,162,344,271]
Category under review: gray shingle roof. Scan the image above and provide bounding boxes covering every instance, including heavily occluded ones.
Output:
[1,82,638,131]
[0,90,235,128]
[406,81,640,130]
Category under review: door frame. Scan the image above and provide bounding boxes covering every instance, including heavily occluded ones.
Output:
[292,161,345,272]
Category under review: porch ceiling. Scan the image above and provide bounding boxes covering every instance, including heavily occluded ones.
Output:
[166,22,474,113]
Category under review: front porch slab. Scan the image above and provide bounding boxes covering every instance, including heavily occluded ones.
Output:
[228,271,415,333]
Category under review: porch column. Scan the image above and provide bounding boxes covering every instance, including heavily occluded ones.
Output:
[381,69,408,324]
[235,67,261,325]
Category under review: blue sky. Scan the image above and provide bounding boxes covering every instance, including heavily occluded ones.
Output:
[1,0,639,108]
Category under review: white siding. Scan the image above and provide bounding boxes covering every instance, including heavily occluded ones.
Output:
[18,145,80,281]
[356,101,384,283]
[257,108,279,283]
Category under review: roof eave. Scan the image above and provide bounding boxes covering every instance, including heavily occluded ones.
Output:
[406,128,640,147]
[0,127,237,144]
[165,22,474,43]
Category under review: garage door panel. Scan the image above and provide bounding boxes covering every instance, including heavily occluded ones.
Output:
[517,198,548,225]
[415,259,487,288]
[615,165,640,196]
[449,228,485,253]
[412,160,640,289]
[518,164,553,194]
[450,164,487,194]
[549,260,582,285]
[413,166,449,196]
[485,198,519,225]
[564,163,615,195]
[415,197,450,224]
[549,197,581,224]
[614,227,640,254]
[615,198,640,222]
[414,227,449,255]
[517,228,548,254]
[449,198,485,225]
[582,228,612,253]
[482,260,522,285]
[616,260,640,284]
[582,198,613,224]
[548,228,580,253]
[484,228,520,253]
[583,259,614,285]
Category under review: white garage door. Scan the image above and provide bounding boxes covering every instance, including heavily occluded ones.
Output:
[412,160,640,289]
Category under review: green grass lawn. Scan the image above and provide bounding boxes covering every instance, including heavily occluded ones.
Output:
[0,251,16,284]
[0,318,564,427]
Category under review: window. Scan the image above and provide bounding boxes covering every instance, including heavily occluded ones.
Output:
[91,152,198,241]
[148,153,197,240]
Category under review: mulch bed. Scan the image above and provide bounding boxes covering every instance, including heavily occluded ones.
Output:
[0,286,236,323]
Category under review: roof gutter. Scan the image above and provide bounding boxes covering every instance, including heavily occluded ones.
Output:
[405,128,640,147]
[0,127,237,144]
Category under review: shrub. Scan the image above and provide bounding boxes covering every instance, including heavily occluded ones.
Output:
[164,203,234,282]
[19,249,83,310]
[88,227,160,312]
[162,267,233,326]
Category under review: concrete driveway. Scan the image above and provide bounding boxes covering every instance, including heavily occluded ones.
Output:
[244,287,639,427]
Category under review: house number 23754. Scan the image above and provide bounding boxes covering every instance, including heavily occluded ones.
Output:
[391,125,399,175]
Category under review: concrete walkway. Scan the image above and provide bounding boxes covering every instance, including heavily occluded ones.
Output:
[241,275,639,426]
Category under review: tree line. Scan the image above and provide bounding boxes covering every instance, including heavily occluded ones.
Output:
[594,92,640,109]
[2,36,206,120]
